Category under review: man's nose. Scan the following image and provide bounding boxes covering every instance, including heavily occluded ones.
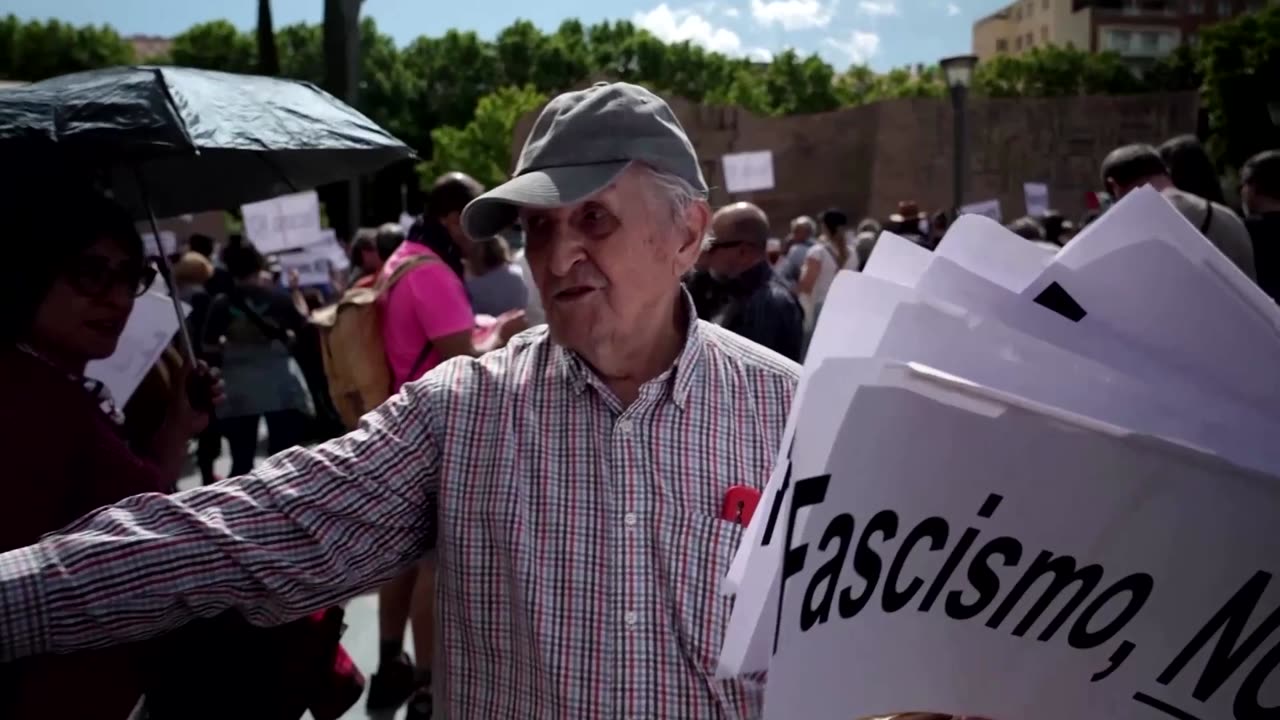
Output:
[546,229,588,277]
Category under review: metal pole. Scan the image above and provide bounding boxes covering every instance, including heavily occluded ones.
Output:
[951,83,968,215]
[134,168,199,367]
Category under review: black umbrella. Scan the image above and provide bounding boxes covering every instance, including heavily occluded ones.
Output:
[0,65,416,369]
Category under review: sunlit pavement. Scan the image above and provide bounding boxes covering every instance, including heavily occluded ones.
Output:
[179,428,415,720]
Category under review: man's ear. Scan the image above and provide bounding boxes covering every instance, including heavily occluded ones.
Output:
[673,201,711,275]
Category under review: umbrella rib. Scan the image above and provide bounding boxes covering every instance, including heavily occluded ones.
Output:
[146,65,199,155]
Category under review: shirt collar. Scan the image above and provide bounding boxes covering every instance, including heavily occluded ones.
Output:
[554,289,704,411]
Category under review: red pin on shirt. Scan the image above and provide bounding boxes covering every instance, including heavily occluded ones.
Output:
[721,485,761,527]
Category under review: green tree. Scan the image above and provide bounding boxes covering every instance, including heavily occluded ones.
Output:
[1197,3,1280,168]
[973,45,1144,96]
[1,16,134,81]
[169,20,255,73]
[416,85,547,191]
[275,22,324,84]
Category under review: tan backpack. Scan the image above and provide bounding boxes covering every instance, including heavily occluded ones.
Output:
[310,254,438,429]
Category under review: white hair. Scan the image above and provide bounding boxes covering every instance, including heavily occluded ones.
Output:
[791,215,817,233]
[633,162,707,228]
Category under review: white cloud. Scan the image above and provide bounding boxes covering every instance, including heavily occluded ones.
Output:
[749,0,838,30]
[748,46,775,61]
[823,30,881,62]
[857,0,899,15]
[724,6,742,16]
[633,3,744,54]
[946,1,961,13]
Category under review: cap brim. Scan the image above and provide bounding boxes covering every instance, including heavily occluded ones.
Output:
[462,161,631,239]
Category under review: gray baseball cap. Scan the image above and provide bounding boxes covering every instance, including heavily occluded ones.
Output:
[461,82,707,240]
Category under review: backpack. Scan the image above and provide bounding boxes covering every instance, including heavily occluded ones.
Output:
[309,254,438,429]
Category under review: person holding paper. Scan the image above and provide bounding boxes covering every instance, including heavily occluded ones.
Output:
[0,81,797,720]
[0,189,222,719]
[1101,143,1256,279]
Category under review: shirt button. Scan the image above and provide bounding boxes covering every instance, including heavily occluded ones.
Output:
[617,419,633,435]
[624,610,639,627]
[624,513,638,527]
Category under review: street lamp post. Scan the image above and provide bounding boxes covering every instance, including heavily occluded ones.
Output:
[940,54,979,217]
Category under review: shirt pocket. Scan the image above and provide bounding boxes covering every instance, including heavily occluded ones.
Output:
[661,508,754,711]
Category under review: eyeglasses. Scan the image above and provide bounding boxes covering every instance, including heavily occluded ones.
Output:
[64,255,158,298]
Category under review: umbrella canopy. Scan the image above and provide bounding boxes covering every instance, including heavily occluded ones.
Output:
[0,65,415,218]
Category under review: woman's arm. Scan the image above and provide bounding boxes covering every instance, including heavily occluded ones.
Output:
[796,253,822,296]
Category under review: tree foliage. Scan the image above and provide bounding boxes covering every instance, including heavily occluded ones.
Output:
[416,84,547,190]
[1,7,1267,188]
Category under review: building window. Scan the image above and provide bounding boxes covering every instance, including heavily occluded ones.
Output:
[997,38,1009,51]
[1041,26,1049,41]
[1014,5,1023,19]
[1189,0,1204,12]
[1043,0,1050,8]
[1015,35,1023,49]
[1139,30,1160,52]
[1027,0,1034,15]
[1217,0,1232,14]
[1104,28,1133,51]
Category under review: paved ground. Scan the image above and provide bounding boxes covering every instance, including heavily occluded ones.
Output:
[178,424,415,720]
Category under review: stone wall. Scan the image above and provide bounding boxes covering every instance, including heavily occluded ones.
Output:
[513,91,1199,233]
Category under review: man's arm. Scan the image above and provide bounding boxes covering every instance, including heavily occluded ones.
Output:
[0,379,442,662]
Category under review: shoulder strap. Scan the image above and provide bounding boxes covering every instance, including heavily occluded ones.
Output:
[377,253,441,294]
[227,289,289,344]
[1199,199,1214,235]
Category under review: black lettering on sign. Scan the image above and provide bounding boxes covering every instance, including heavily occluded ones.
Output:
[986,551,1105,641]
[838,510,898,619]
[801,513,854,631]
[920,494,1004,612]
[1068,572,1153,650]
[1234,636,1280,720]
[945,536,1023,620]
[883,517,949,612]
[1157,571,1280,704]
[1033,281,1087,322]
[774,473,831,655]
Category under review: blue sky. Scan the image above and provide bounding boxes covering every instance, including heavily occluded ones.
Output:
[9,0,999,71]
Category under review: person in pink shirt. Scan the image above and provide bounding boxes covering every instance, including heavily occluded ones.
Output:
[369,172,525,720]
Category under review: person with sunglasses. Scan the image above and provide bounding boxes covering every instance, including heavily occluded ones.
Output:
[701,202,805,361]
[0,187,221,719]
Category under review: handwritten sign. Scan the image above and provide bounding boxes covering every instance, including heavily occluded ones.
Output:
[310,228,350,271]
[241,190,322,254]
[722,150,776,193]
[1024,182,1050,217]
[959,199,1003,223]
[277,246,332,287]
[85,291,184,404]
[762,358,1280,720]
[141,230,178,258]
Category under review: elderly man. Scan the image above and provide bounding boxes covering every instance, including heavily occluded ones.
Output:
[776,214,817,287]
[0,82,797,719]
[702,202,805,361]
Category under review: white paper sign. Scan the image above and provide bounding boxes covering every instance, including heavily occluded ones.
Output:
[959,199,1002,223]
[85,292,184,404]
[763,358,1280,720]
[722,150,775,193]
[309,228,350,271]
[277,246,332,287]
[1024,181,1050,217]
[241,190,323,254]
[141,230,178,258]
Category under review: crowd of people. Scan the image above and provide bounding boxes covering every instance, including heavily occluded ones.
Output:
[0,77,1276,720]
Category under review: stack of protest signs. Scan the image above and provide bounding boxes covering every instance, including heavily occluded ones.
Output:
[718,186,1280,720]
[241,191,350,287]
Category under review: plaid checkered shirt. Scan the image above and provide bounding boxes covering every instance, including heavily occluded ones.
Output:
[0,305,798,719]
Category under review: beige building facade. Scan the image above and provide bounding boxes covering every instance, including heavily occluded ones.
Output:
[973,0,1263,66]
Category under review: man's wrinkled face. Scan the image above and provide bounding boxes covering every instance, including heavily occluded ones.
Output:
[520,166,704,356]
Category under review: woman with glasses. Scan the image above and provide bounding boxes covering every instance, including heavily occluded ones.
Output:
[0,187,219,719]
